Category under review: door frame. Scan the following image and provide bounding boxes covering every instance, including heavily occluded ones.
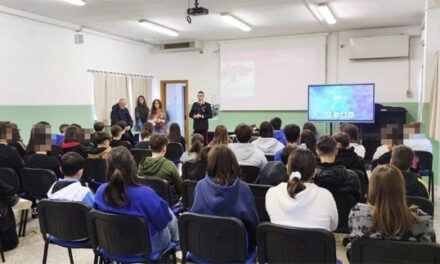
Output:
[160,80,189,148]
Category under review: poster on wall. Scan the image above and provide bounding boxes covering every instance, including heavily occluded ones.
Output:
[211,104,220,120]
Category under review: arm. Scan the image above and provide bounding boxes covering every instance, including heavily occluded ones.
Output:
[126,110,133,128]
[110,107,118,126]
[204,103,213,119]
[189,103,197,119]
[135,107,141,120]
[143,189,173,231]
[170,165,183,197]
[328,193,339,231]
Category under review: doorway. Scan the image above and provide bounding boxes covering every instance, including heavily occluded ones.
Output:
[160,80,189,148]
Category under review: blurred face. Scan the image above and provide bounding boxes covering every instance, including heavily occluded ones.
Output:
[154,100,161,109]
[197,93,204,102]
[138,97,145,105]
[119,99,127,109]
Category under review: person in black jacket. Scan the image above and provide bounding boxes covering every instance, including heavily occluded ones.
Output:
[0,122,24,182]
[391,145,428,198]
[189,91,212,142]
[110,125,132,150]
[0,180,19,251]
[110,98,133,128]
[135,96,149,130]
[116,121,135,147]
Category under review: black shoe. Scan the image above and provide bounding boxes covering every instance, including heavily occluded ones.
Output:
[31,207,38,219]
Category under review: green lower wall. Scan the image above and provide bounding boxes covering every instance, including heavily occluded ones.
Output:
[0,102,438,185]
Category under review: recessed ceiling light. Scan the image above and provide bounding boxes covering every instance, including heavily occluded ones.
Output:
[317,4,336,25]
[138,20,179,37]
[221,13,251,32]
[60,0,86,6]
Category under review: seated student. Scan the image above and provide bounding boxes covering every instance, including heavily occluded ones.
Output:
[274,124,300,162]
[91,121,105,146]
[372,124,403,169]
[266,149,338,231]
[116,120,135,147]
[7,122,27,157]
[94,147,179,253]
[55,124,69,146]
[252,121,284,155]
[182,146,211,181]
[270,117,286,146]
[134,123,154,149]
[256,145,295,185]
[390,145,428,198]
[88,132,112,159]
[190,145,259,252]
[404,122,433,153]
[181,133,204,164]
[168,123,186,151]
[139,134,182,202]
[60,125,88,158]
[229,123,267,170]
[303,122,319,142]
[110,125,132,150]
[47,152,94,207]
[25,124,62,178]
[314,136,361,203]
[209,125,231,147]
[348,165,433,256]
[334,132,367,174]
[0,179,20,251]
[340,123,365,158]
[299,129,317,155]
[0,122,24,177]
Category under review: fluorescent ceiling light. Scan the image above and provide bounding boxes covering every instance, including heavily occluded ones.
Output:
[138,20,179,37]
[317,4,336,24]
[61,0,86,6]
[221,13,251,32]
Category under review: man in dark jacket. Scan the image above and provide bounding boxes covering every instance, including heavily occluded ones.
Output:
[189,91,212,142]
[110,98,133,128]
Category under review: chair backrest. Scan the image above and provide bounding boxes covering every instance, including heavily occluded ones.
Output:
[257,222,336,263]
[334,193,357,230]
[131,148,152,165]
[182,180,197,211]
[164,142,184,163]
[181,162,198,181]
[265,155,275,161]
[83,158,107,183]
[179,212,249,263]
[22,168,57,199]
[351,238,440,263]
[407,196,433,216]
[352,169,368,202]
[414,151,433,171]
[248,184,271,222]
[137,176,174,207]
[38,200,91,242]
[87,210,150,262]
[0,167,20,194]
[240,165,260,183]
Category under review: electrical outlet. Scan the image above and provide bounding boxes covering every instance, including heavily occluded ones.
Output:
[406,90,413,98]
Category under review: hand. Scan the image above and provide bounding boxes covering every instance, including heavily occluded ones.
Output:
[126,126,131,130]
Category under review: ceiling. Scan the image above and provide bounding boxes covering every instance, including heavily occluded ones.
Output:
[0,0,425,43]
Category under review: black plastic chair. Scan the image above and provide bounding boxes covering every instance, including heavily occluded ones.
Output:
[240,166,260,183]
[137,176,182,214]
[407,196,433,216]
[165,142,184,165]
[131,148,152,165]
[257,222,337,263]
[37,200,91,264]
[265,155,275,161]
[83,159,107,193]
[351,238,440,263]
[181,180,197,211]
[178,212,257,264]
[248,184,270,222]
[22,168,57,200]
[415,151,434,204]
[87,210,177,264]
[334,193,357,233]
[181,162,198,181]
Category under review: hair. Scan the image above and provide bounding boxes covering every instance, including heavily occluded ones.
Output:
[235,123,252,143]
[111,125,122,138]
[137,95,149,113]
[198,91,204,95]
[287,149,317,198]
[259,121,274,138]
[207,145,241,186]
[168,123,182,143]
[104,147,138,207]
[316,135,337,156]
[0,122,18,143]
[303,122,317,135]
[151,99,163,116]
[368,165,416,237]
[198,146,211,161]
[38,121,51,126]
[28,123,51,153]
[210,125,229,146]
[270,117,282,130]
[150,134,168,153]
[333,132,350,149]
[340,124,359,143]
[116,120,127,130]
[94,122,105,132]
[59,124,69,134]
[141,123,154,140]
[284,124,300,143]
[392,145,415,171]
[281,145,298,165]
[60,152,85,177]
[10,123,22,143]
[300,129,317,154]
[64,125,81,143]
[71,123,82,129]
[406,121,422,133]
[189,133,204,154]
[95,132,112,145]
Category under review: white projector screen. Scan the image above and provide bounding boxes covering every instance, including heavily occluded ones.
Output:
[220,34,327,111]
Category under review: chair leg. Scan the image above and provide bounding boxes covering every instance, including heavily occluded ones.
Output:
[0,238,5,263]
[67,248,74,264]
[431,174,435,206]
[171,249,177,264]
[42,241,49,264]
[21,209,28,237]
[93,254,98,264]
[18,210,25,237]
[181,251,187,264]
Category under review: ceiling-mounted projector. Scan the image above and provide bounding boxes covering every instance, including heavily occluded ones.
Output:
[186,0,209,23]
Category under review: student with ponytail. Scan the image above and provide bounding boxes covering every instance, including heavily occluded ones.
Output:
[181,133,204,163]
[265,149,338,231]
[94,147,179,253]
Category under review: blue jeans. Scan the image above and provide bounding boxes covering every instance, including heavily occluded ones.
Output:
[150,210,179,253]
[137,119,144,131]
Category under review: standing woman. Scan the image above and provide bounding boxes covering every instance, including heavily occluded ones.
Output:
[149,99,168,135]
[135,96,149,131]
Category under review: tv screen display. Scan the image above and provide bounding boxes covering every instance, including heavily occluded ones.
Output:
[308,83,375,122]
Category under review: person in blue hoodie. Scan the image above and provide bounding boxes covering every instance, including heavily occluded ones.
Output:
[190,144,259,252]
[94,146,179,254]
[270,117,287,146]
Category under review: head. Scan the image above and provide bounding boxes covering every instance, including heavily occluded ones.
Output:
[333,132,350,149]
[71,123,82,129]
[30,123,52,153]
[303,122,317,135]
[284,124,300,144]
[381,124,404,147]
[64,125,81,143]
[211,125,229,145]
[235,123,252,143]
[150,134,168,155]
[270,117,282,131]
[0,122,18,144]
[189,133,205,154]
[168,123,182,142]
[95,132,112,148]
[300,129,317,154]
[104,147,138,207]
[404,122,422,137]
[340,124,359,143]
[93,122,105,133]
[197,91,205,102]
[391,145,414,172]
[207,145,241,186]
[368,165,415,236]
[198,146,211,161]
[60,152,85,179]
[259,121,274,138]
[151,99,162,113]
[116,120,128,131]
[111,125,123,140]
[141,123,154,141]
[281,145,298,165]
[316,135,337,160]
[118,98,127,109]
[286,149,317,198]
[59,124,69,135]
[137,96,146,107]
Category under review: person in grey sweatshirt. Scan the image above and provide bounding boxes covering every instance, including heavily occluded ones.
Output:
[229,123,267,170]
[252,121,285,155]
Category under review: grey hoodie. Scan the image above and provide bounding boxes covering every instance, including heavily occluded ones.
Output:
[252,137,284,155]
[228,143,267,169]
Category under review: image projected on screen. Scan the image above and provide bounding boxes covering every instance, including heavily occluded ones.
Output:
[308,84,375,122]
[221,61,255,97]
